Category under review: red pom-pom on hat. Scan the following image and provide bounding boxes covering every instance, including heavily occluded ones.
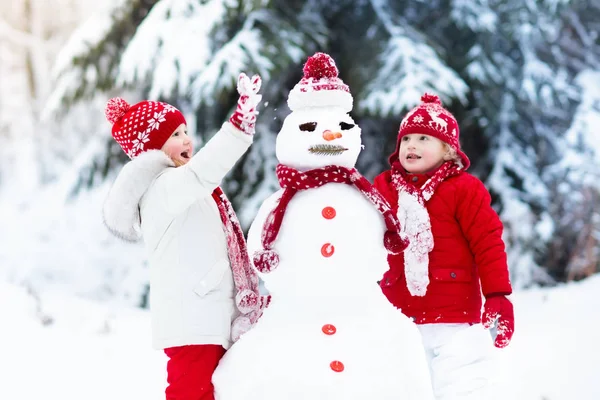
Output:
[288,52,352,112]
[105,97,130,125]
[303,52,339,80]
[420,93,441,104]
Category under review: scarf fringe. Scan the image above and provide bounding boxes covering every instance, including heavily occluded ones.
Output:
[212,188,266,340]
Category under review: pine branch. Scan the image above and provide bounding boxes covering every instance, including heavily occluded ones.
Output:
[44,0,159,116]
[0,18,45,49]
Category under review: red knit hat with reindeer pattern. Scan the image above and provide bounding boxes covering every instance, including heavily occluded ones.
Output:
[105,98,187,159]
[389,93,470,170]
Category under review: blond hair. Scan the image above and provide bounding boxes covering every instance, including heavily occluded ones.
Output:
[173,157,186,168]
[443,144,464,168]
[163,150,187,168]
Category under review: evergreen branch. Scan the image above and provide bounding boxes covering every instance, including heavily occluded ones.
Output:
[44,0,159,116]
[0,19,44,49]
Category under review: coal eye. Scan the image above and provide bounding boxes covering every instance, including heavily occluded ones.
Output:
[299,122,317,132]
[340,122,355,130]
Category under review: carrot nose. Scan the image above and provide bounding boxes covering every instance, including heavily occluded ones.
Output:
[323,130,343,141]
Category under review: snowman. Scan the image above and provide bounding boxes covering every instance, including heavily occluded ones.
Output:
[212,53,434,400]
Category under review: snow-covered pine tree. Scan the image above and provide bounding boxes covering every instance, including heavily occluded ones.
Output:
[450,0,600,284]
[0,0,86,203]
[46,0,331,226]
[339,0,470,177]
[542,3,600,281]
[40,0,600,306]
[0,0,139,306]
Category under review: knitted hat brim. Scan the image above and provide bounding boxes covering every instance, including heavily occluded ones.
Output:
[388,126,470,170]
[287,88,353,112]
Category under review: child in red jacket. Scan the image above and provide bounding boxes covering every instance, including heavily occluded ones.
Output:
[375,93,514,400]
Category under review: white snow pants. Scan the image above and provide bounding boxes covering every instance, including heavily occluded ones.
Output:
[418,323,500,400]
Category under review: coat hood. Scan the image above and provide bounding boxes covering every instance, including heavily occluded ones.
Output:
[103,150,174,242]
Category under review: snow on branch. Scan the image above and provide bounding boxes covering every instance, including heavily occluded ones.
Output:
[358,0,468,116]
[43,0,143,118]
[189,8,325,108]
[555,70,600,186]
[0,19,43,48]
[484,91,558,286]
[450,0,498,33]
[117,0,227,100]
[358,35,468,117]
[189,28,269,108]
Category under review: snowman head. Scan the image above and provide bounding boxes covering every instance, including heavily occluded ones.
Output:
[276,53,362,171]
[276,107,362,171]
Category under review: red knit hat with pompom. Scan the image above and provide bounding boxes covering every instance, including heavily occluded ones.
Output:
[287,52,353,112]
[388,93,470,170]
[105,98,186,159]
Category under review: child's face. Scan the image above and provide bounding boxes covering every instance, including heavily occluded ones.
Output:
[398,133,447,174]
[162,124,193,166]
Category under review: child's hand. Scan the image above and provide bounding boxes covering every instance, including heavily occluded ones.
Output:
[229,73,263,135]
[482,295,514,348]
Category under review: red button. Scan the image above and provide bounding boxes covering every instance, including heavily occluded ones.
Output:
[321,243,335,257]
[330,360,344,372]
[322,206,336,219]
[322,324,337,335]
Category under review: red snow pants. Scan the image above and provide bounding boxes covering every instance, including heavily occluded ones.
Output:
[164,344,226,400]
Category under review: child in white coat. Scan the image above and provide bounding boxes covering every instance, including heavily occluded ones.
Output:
[103,73,265,400]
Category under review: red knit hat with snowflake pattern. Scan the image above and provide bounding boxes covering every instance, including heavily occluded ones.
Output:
[287,52,353,112]
[388,93,470,170]
[105,98,187,159]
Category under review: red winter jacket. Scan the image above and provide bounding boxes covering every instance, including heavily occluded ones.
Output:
[374,169,512,325]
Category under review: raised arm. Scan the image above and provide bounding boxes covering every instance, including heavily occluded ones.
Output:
[156,73,262,215]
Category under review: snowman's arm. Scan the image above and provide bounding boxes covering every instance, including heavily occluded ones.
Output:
[247,190,284,270]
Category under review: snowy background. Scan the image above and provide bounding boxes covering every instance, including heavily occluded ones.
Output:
[1,0,599,398]
[1,274,599,399]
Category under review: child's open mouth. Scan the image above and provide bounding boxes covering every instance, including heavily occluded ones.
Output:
[406,153,421,160]
[180,151,191,160]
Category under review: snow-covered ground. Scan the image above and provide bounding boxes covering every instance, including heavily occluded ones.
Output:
[1,275,599,400]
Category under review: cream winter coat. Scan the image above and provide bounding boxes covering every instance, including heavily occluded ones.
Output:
[103,122,253,350]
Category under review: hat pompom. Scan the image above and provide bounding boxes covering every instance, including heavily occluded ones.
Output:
[303,52,339,80]
[420,93,442,105]
[105,97,131,124]
[253,249,279,273]
[384,231,409,255]
[236,289,259,314]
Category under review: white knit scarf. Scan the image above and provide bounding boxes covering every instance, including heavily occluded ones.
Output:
[391,161,463,296]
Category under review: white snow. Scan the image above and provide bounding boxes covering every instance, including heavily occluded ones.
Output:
[1,274,599,399]
[211,77,437,398]
[358,2,469,117]
[275,107,362,171]
[118,0,227,100]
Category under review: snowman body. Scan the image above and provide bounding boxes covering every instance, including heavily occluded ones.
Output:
[213,184,434,399]
[213,105,434,399]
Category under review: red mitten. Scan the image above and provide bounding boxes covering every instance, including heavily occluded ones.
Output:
[482,295,514,348]
[229,73,262,135]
